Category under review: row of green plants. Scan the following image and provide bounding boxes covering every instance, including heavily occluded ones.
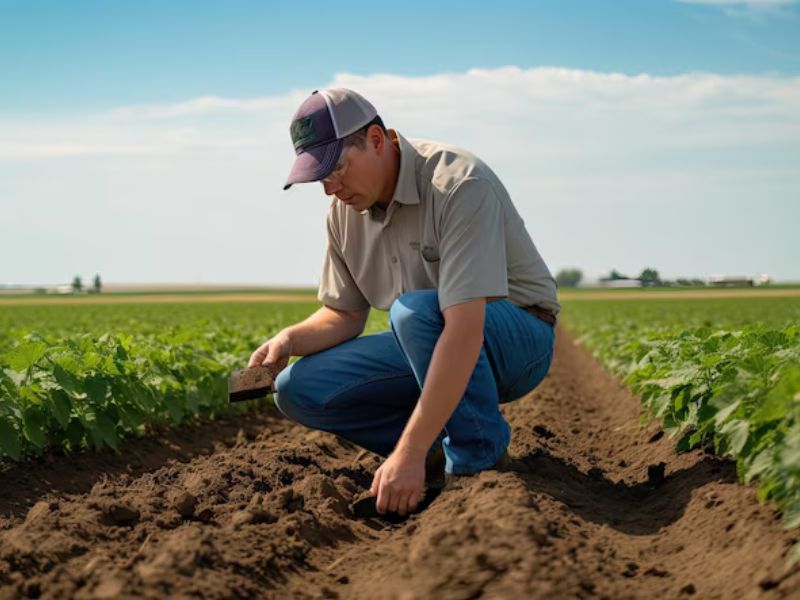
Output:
[0,301,336,460]
[0,300,392,461]
[561,296,800,561]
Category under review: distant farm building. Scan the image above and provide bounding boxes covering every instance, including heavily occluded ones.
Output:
[597,279,642,288]
[709,276,754,287]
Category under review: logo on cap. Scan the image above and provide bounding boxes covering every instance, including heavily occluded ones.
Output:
[290,117,317,150]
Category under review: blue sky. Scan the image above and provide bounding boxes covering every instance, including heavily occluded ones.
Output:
[2,0,799,113]
[1,0,799,286]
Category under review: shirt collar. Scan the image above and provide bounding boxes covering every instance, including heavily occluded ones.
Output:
[389,130,420,206]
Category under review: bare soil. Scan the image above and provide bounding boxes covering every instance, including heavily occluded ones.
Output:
[1,328,798,599]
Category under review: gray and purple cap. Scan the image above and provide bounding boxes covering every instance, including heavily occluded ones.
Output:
[283,88,381,190]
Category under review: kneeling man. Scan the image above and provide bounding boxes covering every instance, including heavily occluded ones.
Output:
[249,88,559,516]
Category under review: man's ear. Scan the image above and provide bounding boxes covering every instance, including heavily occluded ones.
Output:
[367,124,386,154]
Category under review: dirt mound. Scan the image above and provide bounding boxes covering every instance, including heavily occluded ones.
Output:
[1,328,798,599]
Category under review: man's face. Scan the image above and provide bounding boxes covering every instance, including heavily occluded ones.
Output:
[320,129,385,211]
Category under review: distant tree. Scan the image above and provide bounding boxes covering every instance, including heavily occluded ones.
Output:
[556,268,583,288]
[603,269,629,281]
[93,274,102,294]
[71,276,83,293]
[677,278,706,287]
[639,268,662,287]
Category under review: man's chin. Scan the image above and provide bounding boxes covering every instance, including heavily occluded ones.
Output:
[341,195,376,214]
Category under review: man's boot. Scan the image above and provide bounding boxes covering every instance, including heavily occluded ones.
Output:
[425,442,446,490]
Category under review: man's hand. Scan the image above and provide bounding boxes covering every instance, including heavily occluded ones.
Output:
[247,331,293,375]
[370,445,427,516]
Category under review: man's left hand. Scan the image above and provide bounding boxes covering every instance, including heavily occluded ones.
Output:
[370,445,427,516]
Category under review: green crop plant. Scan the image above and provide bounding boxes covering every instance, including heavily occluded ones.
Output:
[0,300,392,461]
[561,296,800,562]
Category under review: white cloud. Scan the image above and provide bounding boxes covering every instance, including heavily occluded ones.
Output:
[1,66,799,285]
[677,0,793,5]
[675,0,797,18]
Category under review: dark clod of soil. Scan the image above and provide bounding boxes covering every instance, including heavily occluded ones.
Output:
[532,424,556,439]
[647,462,667,486]
[99,501,140,525]
[170,490,197,518]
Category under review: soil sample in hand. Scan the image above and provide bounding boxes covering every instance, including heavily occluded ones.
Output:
[228,366,275,403]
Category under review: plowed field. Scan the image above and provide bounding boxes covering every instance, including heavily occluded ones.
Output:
[1,328,798,599]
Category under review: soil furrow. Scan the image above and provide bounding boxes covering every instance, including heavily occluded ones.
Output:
[1,328,798,599]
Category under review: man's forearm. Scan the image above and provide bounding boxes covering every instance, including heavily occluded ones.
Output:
[395,322,484,455]
[284,305,367,356]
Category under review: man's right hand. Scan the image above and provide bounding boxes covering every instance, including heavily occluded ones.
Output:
[247,331,293,374]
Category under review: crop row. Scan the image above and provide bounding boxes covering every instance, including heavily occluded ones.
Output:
[561,296,800,562]
[1,301,377,461]
[0,300,392,461]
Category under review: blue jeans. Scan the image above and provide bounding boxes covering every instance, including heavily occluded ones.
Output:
[274,289,555,475]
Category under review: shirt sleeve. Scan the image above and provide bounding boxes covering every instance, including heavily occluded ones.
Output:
[317,208,371,312]
[436,177,509,311]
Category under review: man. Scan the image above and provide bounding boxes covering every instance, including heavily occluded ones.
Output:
[248,88,559,517]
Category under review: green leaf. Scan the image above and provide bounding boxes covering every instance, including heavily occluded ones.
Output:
[3,342,48,372]
[22,405,46,449]
[789,542,800,567]
[164,393,184,424]
[784,501,800,529]
[713,399,741,427]
[744,450,773,484]
[65,418,85,450]
[53,363,81,394]
[48,389,72,429]
[0,418,21,460]
[95,410,118,450]
[722,419,750,456]
[85,375,109,405]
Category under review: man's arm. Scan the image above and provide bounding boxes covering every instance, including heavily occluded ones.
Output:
[285,305,370,356]
[395,298,485,454]
[371,297,486,514]
[248,305,369,369]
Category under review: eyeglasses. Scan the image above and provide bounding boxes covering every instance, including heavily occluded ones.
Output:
[321,146,351,185]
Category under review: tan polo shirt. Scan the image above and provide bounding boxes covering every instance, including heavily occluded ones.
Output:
[317,130,560,316]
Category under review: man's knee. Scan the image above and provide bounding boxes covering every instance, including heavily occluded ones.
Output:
[389,289,441,336]
[273,360,318,424]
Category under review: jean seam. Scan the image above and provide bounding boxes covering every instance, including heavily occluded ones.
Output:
[454,393,495,468]
[504,349,553,400]
[321,371,415,410]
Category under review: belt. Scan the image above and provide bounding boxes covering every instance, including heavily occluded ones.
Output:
[524,305,557,326]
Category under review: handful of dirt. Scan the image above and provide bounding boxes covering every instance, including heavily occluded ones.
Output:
[228,366,276,403]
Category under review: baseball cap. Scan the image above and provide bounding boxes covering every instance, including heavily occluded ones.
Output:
[283,88,381,190]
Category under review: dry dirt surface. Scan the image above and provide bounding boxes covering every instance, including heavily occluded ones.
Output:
[1,329,799,600]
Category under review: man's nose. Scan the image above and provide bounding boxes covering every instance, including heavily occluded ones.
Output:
[322,179,340,196]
